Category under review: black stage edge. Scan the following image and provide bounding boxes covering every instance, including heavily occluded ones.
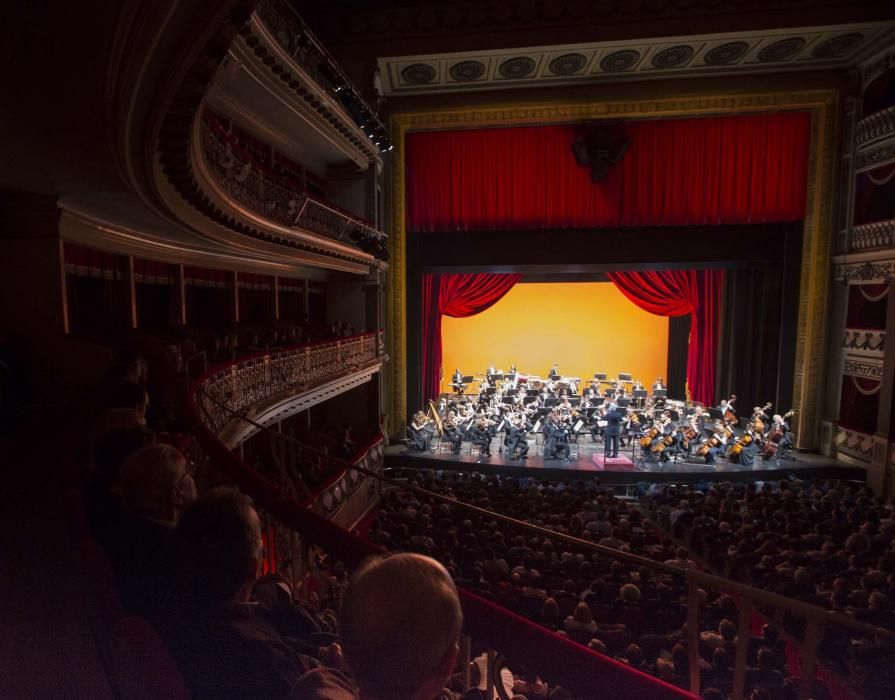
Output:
[384,449,866,486]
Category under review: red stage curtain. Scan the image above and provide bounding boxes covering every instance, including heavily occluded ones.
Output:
[422,273,522,404]
[406,112,810,231]
[608,270,724,406]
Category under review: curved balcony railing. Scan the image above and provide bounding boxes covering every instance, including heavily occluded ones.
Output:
[194,331,382,435]
[200,112,388,259]
[855,105,895,147]
[850,220,895,252]
[312,436,384,523]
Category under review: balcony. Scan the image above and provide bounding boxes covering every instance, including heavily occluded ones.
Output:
[198,112,387,261]
[850,220,895,252]
[194,331,384,447]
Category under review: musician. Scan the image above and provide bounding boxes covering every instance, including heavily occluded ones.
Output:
[548,364,560,380]
[720,396,737,422]
[701,422,728,466]
[653,377,665,391]
[732,429,759,467]
[603,403,622,458]
[544,413,570,461]
[408,411,433,451]
[558,394,573,415]
[469,418,492,457]
[443,410,463,455]
[772,413,795,454]
[751,403,773,432]
[507,414,530,460]
[451,368,465,395]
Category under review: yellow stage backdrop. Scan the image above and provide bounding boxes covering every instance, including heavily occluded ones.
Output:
[441,282,669,392]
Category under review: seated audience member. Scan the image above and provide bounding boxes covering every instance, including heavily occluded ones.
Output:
[111,444,197,616]
[294,552,464,700]
[745,647,785,698]
[564,601,597,644]
[86,424,156,547]
[102,380,151,427]
[161,488,323,699]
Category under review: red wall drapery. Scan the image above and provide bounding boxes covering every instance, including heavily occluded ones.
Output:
[406,112,810,232]
[608,270,724,406]
[422,273,522,404]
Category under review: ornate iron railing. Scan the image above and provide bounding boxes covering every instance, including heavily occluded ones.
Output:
[850,220,895,252]
[200,113,387,256]
[194,331,381,435]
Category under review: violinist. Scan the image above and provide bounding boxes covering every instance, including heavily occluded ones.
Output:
[443,410,463,455]
[544,412,570,461]
[507,414,530,460]
[558,394,573,416]
[469,417,493,457]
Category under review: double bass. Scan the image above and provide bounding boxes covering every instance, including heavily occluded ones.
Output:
[723,395,737,424]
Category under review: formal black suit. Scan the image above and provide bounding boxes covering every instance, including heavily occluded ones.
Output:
[507,423,529,459]
[544,421,570,460]
[604,408,622,458]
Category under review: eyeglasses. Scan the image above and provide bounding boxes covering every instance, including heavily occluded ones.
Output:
[175,461,197,488]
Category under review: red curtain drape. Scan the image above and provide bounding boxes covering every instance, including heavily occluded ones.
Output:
[406,112,810,232]
[608,270,724,406]
[422,273,522,404]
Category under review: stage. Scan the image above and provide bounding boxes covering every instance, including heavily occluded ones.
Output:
[384,436,866,485]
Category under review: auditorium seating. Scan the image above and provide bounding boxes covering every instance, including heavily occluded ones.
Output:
[368,470,895,698]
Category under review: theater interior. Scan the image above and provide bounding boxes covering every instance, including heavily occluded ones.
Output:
[2,1,895,698]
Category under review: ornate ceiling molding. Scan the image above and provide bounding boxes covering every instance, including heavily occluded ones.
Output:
[235,14,380,166]
[378,23,895,96]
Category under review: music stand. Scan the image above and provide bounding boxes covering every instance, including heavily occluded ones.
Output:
[707,408,723,421]
[526,389,539,396]
[618,372,633,383]
[545,398,559,407]
[617,398,631,408]
[462,375,474,384]
[652,389,668,399]
[632,390,648,400]
[594,372,607,381]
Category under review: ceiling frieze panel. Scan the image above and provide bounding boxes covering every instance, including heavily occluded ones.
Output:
[379,23,895,95]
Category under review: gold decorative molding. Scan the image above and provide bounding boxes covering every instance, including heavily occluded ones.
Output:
[388,89,838,444]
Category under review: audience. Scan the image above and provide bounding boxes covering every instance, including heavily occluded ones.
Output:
[366,471,895,698]
[158,488,323,699]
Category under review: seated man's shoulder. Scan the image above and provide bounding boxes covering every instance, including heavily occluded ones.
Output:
[291,667,357,699]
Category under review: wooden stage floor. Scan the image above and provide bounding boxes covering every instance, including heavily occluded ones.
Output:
[384,436,865,485]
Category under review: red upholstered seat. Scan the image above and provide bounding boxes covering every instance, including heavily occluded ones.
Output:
[110,616,191,700]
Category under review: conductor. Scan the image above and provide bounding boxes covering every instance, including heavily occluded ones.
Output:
[604,403,622,458]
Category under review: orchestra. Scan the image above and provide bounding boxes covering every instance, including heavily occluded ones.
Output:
[405,364,798,468]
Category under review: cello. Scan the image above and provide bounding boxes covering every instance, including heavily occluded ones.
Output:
[762,409,795,458]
